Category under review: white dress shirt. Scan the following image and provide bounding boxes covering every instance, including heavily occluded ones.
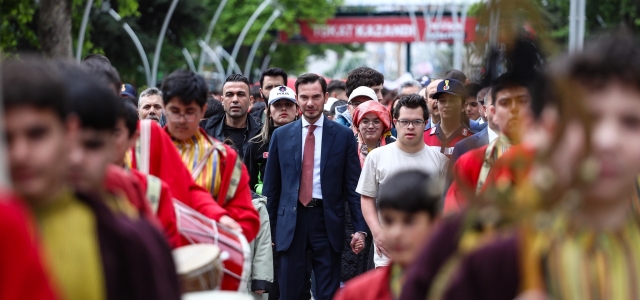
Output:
[301,116,323,199]
[487,126,499,143]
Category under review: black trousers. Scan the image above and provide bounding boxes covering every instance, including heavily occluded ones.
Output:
[278,203,341,300]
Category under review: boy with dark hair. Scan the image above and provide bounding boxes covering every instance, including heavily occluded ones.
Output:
[162,69,260,242]
[109,101,181,246]
[327,80,348,101]
[336,67,385,128]
[337,170,440,300]
[260,67,288,102]
[4,58,180,300]
[345,67,384,100]
[80,56,122,95]
[204,73,262,158]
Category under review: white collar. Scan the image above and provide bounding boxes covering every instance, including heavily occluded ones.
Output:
[302,116,324,128]
[487,126,499,143]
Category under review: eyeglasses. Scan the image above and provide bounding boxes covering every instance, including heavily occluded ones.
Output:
[166,110,199,122]
[396,119,425,128]
[348,101,364,107]
[360,119,382,128]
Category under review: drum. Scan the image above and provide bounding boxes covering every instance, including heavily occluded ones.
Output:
[182,291,253,300]
[174,200,251,292]
[173,244,223,293]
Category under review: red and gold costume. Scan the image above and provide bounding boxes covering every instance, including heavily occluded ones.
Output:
[169,127,259,242]
[124,120,228,246]
[444,136,513,214]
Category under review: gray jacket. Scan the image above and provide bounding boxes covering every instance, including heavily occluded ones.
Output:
[248,194,273,300]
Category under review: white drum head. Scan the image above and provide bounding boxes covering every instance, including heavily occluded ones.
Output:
[182,291,253,300]
[173,244,221,275]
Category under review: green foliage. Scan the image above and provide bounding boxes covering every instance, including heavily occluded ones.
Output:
[536,0,640,47]
[0,0,38,51]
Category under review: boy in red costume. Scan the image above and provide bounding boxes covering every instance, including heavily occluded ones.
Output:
[160,70,259,242]
[336,170,439,300]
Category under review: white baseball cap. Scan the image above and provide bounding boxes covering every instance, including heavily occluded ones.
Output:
[348,86,378,103]
[324,97,339,111]
[268,85,297,106]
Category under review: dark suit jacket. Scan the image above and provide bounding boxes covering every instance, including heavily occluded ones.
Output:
[451,127,490,167]
[263,116,367,253]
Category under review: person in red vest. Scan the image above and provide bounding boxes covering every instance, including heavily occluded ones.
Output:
[335,170,439,300]
[423,79,473,158]
[444,74,532,213]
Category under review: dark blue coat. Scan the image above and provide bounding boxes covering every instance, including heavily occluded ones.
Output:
[263,116,367,252]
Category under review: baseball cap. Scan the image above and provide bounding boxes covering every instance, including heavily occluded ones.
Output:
[268,85,297,106]
[433,79,466,99]
[324,97,339,111]
[120,83,137,98]
[348,86,378,103]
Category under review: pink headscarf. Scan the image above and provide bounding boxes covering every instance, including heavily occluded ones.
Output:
[352,100,393,166]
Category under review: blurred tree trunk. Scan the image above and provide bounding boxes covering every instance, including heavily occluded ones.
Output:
[38,0,73,58]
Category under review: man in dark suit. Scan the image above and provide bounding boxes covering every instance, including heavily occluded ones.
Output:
[263,74,367,300]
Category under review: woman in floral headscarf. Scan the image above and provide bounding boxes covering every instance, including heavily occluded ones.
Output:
[352,100,396,166]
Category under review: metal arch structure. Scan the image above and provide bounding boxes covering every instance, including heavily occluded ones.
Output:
[197,0,230,73]
[260,42,278,72]
[76,0,95,62]
[108,9,152,87]
[227,0,272,76]
[218,46,243,75]
[151,0,180,87]
[243,9,281,78]
[182,48,196,72]
[198,40,226,80]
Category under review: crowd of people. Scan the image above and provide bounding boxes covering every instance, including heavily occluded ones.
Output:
[3,27,640,300]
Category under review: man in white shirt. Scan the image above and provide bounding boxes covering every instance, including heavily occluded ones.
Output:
[263,74,367,300]
[357,94,449,268]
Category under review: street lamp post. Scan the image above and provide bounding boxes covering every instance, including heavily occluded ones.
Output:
[227,0,272,76]
[243,9,281,79]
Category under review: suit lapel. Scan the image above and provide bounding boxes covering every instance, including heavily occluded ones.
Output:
[290,120,303,175]
[479,128,489,146]
[321,117,336,173]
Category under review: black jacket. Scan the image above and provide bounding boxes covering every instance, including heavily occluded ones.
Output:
[202,110,262,158]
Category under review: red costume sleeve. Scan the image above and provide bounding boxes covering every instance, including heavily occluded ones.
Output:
[144,121,228,221]
[444,146,487,214]
[333,267,393,300]
[481,144,535,193]
[156,180,181,248]
[128,169,181,248]
[0,194,57,300]
[104,165,158,225]
[215,144,260,242]
[224,163,260,242]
